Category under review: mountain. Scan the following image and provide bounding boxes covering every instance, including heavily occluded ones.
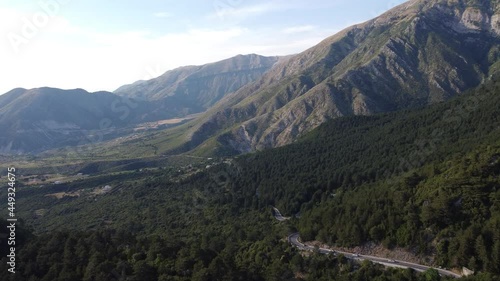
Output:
[0,87,176,154]
[232,77,500,274]
[0,55,280,154]
[5,78,500,280]
[173,0,500,155]
[114,54,281,116]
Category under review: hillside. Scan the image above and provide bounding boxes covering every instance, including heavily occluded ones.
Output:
[33,0,500,159]
[0,88,174,154]
[229,77,500,273]
[168,0,500,155]
[115,54,280,115]
[232,77,500,211]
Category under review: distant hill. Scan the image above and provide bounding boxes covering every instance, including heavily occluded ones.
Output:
[0,88,205,154]
[0,87,173,154]
[114,54,281,115]
[0,54,279,154]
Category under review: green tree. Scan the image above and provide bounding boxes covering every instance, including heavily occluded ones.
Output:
[423,268,441,281]
[131,261,158,281]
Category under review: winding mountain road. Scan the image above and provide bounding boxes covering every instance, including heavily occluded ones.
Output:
[273,208,462,278]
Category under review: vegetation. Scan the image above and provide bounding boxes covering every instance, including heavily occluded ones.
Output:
[232,79,500,215]
[297,145,500,273]
[1,80,499,279]
[230,78,500,272]
[6,224,498,281]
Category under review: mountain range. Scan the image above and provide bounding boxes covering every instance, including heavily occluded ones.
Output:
[0,87,140,154]
[3,0,500,279]
[115,54,280,109]
[5,58,500,281]
[0,0,499,156]
[0,55,279,153]
[180,0,500,154]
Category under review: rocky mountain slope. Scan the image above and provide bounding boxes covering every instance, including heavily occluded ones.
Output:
[115,54,280,116]
[179,0,500,154]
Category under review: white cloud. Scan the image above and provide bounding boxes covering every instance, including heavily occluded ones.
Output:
[283,25,316,34]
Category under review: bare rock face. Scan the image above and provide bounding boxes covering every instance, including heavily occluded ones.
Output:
[492,14,500,35]
[444,3,499,35]
[460,7,490,31]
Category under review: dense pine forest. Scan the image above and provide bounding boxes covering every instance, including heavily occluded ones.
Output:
[0,79,499,280]
[233,78,500,273]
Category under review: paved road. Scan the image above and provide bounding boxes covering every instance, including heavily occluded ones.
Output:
[272,208,461,278]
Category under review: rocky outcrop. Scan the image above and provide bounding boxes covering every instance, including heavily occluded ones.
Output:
[461,7,490,31]
[492,14,500,35]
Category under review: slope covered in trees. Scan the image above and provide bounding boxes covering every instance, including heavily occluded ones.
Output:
[227,78,500,273]
[1,79,499,279]
[232,78,500,212]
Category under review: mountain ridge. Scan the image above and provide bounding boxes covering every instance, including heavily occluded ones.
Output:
[0,54,281,154]
[174,0,500,155]
[114,54,281,112]
[0,87,152,154]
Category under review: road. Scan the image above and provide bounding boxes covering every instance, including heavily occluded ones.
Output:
[272,208,462,278]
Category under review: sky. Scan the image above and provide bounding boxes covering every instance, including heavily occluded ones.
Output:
[0,0,408,94]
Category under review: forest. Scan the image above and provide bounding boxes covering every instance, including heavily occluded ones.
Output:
[0,79,499,280]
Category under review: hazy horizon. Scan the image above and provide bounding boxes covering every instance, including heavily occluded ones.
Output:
[1,0,408,94]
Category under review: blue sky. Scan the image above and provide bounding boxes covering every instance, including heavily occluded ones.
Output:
[0,0,408,94]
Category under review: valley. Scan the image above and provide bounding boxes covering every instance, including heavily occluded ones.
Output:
[1,0,500,280]
[1,78,499,280]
